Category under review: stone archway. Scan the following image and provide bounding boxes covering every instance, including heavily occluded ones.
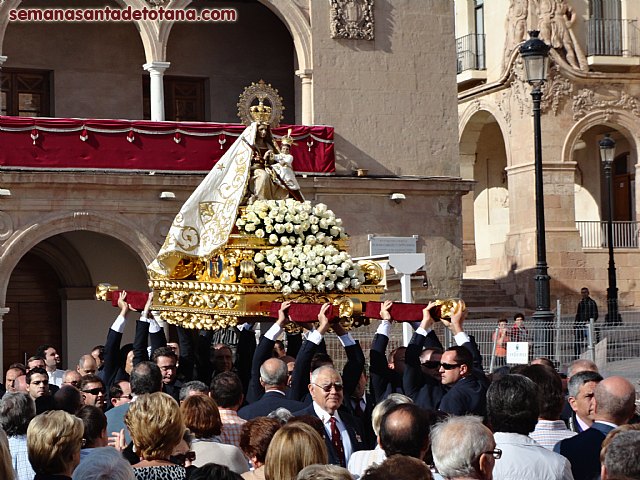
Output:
[459,106,511,267]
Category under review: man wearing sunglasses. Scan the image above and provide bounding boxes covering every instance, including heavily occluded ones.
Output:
[402,300,488,416]
[80,374,107,410]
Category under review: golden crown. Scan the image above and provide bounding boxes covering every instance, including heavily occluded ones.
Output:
[280,128,296,146]
[249,99,272,124]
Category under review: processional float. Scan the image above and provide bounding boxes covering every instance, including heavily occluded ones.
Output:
[97,83,463,328]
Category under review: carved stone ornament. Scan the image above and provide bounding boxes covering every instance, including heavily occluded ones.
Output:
[330,0,374,41]
[0,211,13,241]
[497,90,512,135]
[572,88,640,121]
[237,80,285,128]
[511,62,573,117]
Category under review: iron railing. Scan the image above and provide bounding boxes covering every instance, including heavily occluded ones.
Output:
[586,18,640,57]
[576,221,639,248]
[456,33,486,74]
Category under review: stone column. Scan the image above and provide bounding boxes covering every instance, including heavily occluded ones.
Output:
[0,307,8,375]
[0,56,7,113]
[295,69,313,125]
[143,61,170,122]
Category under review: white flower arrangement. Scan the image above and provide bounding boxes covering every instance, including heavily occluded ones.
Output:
[236,199,365,294]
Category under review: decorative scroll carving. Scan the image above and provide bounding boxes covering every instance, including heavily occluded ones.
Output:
[330,0,374,40]
[572,88,640,120]
[0,211,14,241]
[497,91,512,135]
[511,63,573,116]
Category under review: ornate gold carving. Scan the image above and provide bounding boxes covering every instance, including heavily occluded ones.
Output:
[237,81,285,128]
[330,0,374,40]
[358,260,384,285]
[95,283,118,301]
[572,88,640,121]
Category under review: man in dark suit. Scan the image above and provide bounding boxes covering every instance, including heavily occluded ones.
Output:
[294,365,366,467]
[238,357,305,419]
[555,376,637,480]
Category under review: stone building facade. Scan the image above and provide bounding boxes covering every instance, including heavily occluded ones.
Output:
[0,0,468,371]
[456,0,640,311]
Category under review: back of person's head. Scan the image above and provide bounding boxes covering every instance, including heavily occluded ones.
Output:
[265,422,328,480]
[287,415,326,440]
[129,361,162,395]
[531,357,554,369]
[567,359,598,378]
[444,346,473,370]
[0,392,35,435]
[27,410,84,475]
[71,446,135,480]
[602,430,640,480]
[0,428,13,480]
[267,407,294,424]
[567,370,603,398]
[370,393,412,437]
[362,455,433,480]
[240,417,281,465]
[310,353,333,372]
[594,376,637,425]
[520,364,564,420]
[180,394,222,439]
[260,358,288,387]
[189,462,243,480]
[179,380,209,402]
[379,403,430,459]
[491,365,511,383]
[125,392,184,461]
[431,415,494,479]
[76,405,107,448]
[54,385,83,414]
[296,464,354,480]
[486,374,539,434]
[210,371,243,408]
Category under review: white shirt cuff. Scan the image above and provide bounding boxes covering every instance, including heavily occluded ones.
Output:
[338,333,356,347]
[148,317,162,334]
[415,327,431,337]
[307,329,323,345]
[376,320,391,337]
[264,323,284,341]
[454,331,471,345]
[111,315,127,334]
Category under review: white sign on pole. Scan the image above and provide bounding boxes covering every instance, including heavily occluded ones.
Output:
[369,235,418,255]
[506,342,529,365]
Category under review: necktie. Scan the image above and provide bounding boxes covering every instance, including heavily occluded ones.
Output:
[354,398,364,417]
[329,416,346,467]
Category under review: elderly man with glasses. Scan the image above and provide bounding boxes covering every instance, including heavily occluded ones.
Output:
[294,364,366,468]
[432,415,497,480]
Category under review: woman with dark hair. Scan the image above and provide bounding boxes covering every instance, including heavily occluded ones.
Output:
[180,395,248,474]
[190,464,243,480]
[239,417,281,480]
[76,405,108,461]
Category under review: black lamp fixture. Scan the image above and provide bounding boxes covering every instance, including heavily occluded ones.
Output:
[599,134,621,326]
[519,31,554,345]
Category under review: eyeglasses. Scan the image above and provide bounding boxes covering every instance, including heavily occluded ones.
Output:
[440,363,461,370]
[482,448,502,459]
[312,382,344,392]
[421,361,441,369]
[170,450,196,466]
[82,387,105,395]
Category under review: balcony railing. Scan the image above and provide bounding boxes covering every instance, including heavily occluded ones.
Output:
[576,221,639,248]
[456,33,486,74]
[586,18,640,57]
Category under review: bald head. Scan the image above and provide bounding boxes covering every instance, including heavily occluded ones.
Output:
[594,376,637,425]
[77,354,97,376]
[260,358,288,389]
[379,403,431,459]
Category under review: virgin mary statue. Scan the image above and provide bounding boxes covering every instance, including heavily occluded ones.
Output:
[148,121,288,279]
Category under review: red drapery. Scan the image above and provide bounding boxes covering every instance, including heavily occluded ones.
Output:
[0,116,335,173]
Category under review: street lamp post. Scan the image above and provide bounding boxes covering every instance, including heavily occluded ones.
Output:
[519,31,555,337]
[599,134,621,326]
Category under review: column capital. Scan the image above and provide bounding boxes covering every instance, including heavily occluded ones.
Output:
[143,61,171,74]
[0,56,7,67]
[295,69,313,79]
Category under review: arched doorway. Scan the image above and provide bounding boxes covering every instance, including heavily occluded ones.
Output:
[4,253,62,368]
[459,109,510,266]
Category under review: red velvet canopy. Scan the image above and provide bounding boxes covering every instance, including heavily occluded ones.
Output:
[0,116,335,173]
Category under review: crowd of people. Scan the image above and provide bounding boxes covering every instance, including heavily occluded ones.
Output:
[0,292,638,480]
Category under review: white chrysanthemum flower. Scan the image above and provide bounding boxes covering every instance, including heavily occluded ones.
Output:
[281,236,289,246]
[273,280,282,290]
[282,285,292,295]
[255,229,265,238]
[336,282,346,291]
[285,223,294,233]
[291,267,301,278]
[324,280,335,290]
[281,272,291,283]
[290,280,301,291]
[265,274,275,283]
[268,234,279,245]
[265,224,274,233]
[330,226,340,236]
[303,282,313,291]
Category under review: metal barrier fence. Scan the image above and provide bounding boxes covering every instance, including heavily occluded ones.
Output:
[324,310,640,387]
